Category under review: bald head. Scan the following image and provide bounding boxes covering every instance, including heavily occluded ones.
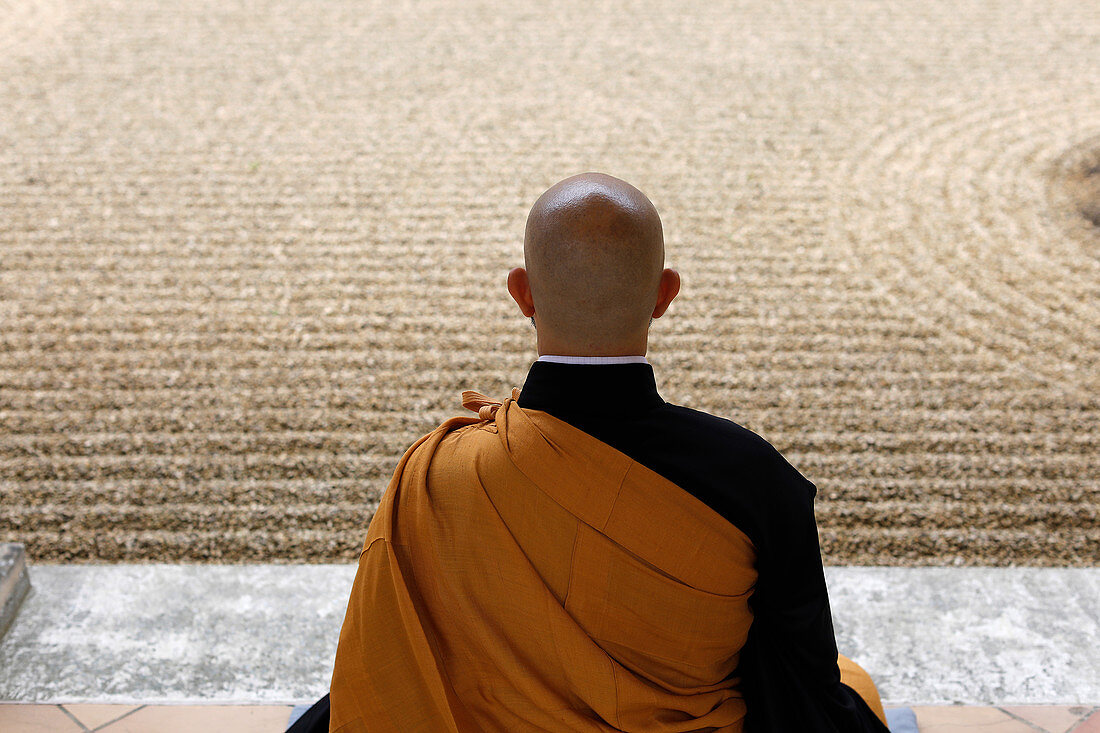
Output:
[510,172,679,356]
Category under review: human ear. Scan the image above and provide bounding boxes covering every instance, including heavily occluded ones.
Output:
[507,267,536,318]
[651,268,680,319]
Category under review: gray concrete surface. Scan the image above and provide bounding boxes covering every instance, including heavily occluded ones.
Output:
[824,567,1100,706]
[0,564,354,705]
[0,565,1096,705]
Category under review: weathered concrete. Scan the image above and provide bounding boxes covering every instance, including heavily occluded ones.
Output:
[0,564,355,704]
[0,565,1096,705]
[0,544,30,643]
[825,567,1100,706]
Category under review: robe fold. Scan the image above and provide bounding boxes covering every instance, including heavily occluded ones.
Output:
[327,391,887,732]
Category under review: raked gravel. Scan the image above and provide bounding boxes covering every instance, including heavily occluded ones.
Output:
[1,0,1098,564]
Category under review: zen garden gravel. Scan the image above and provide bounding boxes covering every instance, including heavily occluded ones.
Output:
[1,0,1098,565]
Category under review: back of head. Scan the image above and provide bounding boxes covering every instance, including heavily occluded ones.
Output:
[523,172,666,354]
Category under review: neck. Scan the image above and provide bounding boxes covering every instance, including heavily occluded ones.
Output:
[535,332,648,358]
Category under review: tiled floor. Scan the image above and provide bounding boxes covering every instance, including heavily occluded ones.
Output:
[0,703,1096,732]
[0,704,297,732]
[915,706,1100,732]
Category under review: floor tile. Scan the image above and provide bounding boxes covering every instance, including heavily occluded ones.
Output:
[913,706,1035,732]
[1001,705,1090,733]
[1072,709,1100,733]
[0,704,85,732]
[61,704,142,730]
[98,705,294,733]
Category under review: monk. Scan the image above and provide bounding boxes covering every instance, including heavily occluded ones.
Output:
[289,173,890,732]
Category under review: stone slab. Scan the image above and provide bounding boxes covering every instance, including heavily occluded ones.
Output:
[0,564,355,704]
[0,545,31,643]
[825,567,1100,706]
[0,565,1096,705]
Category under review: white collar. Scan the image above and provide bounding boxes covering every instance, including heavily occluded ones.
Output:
[537,355,649,365]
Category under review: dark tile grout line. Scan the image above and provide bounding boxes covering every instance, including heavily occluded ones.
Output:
[998,706,1064,733]
[1068,706,1100,733]
[86,704,146,732]
[52,704,148,733]
[56,705,91,732]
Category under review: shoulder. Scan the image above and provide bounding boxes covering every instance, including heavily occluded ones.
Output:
[660,403,774,451]
[402,416,497,464]
[656,403,817,502]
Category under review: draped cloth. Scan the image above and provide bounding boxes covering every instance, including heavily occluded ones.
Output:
[327,391,887,733]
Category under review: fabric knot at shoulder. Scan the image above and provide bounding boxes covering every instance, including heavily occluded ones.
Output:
[461,387,521,420]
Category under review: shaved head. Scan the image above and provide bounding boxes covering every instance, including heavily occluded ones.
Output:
[514,172,675,355]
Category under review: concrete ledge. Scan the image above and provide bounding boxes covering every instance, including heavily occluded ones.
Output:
[0,565,354,704]
[0,565,1096,705]
[0,545,30,643]
[824,567,1100,706]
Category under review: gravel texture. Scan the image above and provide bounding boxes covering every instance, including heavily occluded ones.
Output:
[1,0,1098,565]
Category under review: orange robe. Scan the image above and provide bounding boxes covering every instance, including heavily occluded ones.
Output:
[329,392,886,732]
